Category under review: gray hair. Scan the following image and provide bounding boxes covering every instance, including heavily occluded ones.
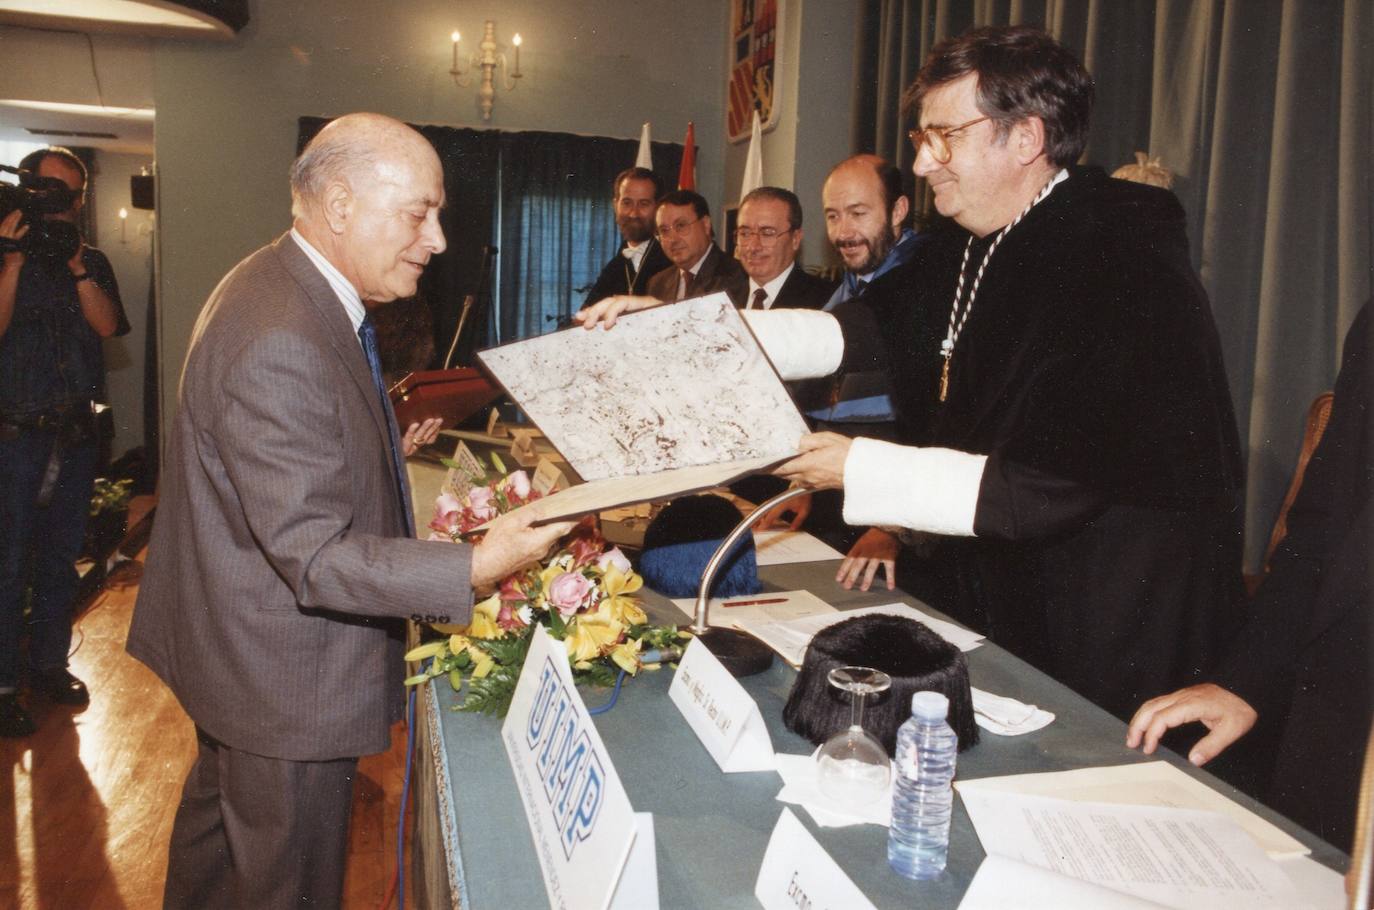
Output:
[289,124,378,219]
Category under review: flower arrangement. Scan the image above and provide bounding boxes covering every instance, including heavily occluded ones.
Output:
[405,461,682,716]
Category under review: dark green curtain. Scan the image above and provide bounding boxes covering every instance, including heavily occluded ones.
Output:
[851,0,1373,569]
[493,132,682,343]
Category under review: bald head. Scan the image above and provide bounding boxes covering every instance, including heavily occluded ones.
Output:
[290,112,447,303]
[290,113,438,220]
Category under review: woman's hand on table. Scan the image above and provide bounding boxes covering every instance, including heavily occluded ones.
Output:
[1125,683,1257,766]
[836,528,898,591]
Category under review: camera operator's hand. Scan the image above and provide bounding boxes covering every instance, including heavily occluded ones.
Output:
[1,209,28,269]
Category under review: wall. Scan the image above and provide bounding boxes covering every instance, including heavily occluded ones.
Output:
[721,0,860,270]
[92,151,156,462]
[152,0,732,435]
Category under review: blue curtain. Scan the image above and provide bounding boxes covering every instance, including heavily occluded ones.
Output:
[493,131,682,343]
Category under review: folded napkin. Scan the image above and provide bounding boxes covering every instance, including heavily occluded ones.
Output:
[972,686,1055,735]
[774,752,892,828]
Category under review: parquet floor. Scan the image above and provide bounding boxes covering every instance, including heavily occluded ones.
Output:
[0,496,413,909]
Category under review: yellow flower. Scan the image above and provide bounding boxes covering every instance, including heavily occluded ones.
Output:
[470,647,496,678]
[601,567,646,626]
[610,639,642,675]
[467,594,506,640]
[565,620,618,668]
[403,640,446,662]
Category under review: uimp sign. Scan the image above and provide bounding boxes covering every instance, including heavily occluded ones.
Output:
[502,625,658,910]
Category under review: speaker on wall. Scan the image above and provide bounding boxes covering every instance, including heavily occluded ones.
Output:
[131,174,155,211]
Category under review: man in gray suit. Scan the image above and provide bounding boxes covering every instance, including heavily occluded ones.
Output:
[127,113,571,908]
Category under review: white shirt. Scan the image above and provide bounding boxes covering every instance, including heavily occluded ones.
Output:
[290,228,366,334]
[746,262,795,310]
[621,239,649,271]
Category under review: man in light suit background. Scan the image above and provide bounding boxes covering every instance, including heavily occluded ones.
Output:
[127,113,571,908]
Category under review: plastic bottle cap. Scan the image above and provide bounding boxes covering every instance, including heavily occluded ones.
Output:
[911,690,949,720]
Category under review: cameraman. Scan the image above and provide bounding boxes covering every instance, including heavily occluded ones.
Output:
[0,146,128,737]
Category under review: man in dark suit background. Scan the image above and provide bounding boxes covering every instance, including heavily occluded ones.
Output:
[582,166,671,308]
[644,189,747,305]
[734,186,834,311]
[127,112,571,908]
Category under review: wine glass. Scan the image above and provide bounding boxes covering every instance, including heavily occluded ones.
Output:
[815,665,893,805]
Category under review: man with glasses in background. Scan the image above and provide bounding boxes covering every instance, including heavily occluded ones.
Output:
[644,189,746,306]
[733,186,832,311]
[583,167,672,308]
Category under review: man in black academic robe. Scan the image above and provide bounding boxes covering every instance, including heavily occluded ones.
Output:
[583,167,672,308]
[769,27,1247,722]
[1129,301,1372,851]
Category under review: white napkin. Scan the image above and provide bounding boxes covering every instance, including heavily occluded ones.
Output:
[774,752,892,828]
[972,686,1055,735]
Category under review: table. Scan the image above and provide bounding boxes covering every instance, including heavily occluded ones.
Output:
[408,559,1347,909]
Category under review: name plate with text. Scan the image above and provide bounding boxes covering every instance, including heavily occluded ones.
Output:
[754,808,877,910]
[502,625,658,910]
[668,636,775,772]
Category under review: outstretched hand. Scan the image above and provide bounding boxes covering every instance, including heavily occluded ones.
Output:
[1125,683,1257,766]
[836,528,898,591]
[402,418,443,456]
[572,294,660,330]
[773,432,852,491]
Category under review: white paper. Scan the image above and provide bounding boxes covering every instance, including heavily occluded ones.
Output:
[959,855,1175,909]
[955,761,1307,859]
[737,601,984,668]
[501,626,647,910]
[773,751,892,827]
[607,813,659,910]
[970,686,1056,735]
[1275,856,1348,909]
[752,529,845,565]
[959,790,1303,910]
[669,589,836,628]
[754,808,878,910]
[667,637,775,773]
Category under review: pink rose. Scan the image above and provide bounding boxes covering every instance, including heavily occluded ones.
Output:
[547,571,595,617]
[503,470,532,500]
[597,547,632,574]
[467,487,497,521]
[429,491,466,535]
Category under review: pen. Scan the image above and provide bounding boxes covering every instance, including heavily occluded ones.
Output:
[721,597,789,608]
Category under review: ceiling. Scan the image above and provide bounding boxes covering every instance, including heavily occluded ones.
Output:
[0,1,245,40]
[0,99,154,153]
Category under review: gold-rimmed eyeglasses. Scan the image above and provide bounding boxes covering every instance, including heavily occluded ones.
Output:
[657,217,702,238]
[908,116,990,164]
[734,226,795,244]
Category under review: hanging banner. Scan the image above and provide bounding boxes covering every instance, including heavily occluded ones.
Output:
[728,0,783,142]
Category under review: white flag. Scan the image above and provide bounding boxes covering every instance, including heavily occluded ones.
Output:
[739,109,763,198]
[635,122,653,170]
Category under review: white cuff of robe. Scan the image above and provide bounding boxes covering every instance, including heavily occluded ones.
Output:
[841,438,987,537]
[741,309,843,380]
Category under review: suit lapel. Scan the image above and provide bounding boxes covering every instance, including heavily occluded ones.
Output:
[270,234,396,464]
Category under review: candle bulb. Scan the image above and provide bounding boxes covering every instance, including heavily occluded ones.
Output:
[119,207,128,243]
[451,30,460,70]
[512,33,522,74]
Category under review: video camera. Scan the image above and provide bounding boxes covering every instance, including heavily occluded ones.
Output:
[0,164,82,264]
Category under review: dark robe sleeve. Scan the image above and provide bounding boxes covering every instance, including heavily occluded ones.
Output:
[1214,303,1372,713]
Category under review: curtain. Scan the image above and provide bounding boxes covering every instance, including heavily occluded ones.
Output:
[493,132,682,343]
[851,0,1373,569]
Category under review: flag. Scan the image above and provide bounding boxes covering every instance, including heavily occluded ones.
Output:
[635,122,652,170]
[739,108,763,198]
[677,121,696,191]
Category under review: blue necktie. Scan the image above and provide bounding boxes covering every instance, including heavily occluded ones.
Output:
[358,316,415,536]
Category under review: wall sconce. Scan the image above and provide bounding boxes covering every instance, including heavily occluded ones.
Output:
[118,207,128,244]
[449,20,522,122]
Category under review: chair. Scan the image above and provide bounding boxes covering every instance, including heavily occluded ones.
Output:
[1245,391,1335,596]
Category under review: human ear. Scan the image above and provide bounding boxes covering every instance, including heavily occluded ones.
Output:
[321,181,353,234]
[1014,117,1047,166]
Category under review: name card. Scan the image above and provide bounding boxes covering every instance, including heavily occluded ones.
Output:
[668,636,775,772]
[502,625,658,910]
[754,808,877,910]
[533,456,569,496]
[442,440,484,499]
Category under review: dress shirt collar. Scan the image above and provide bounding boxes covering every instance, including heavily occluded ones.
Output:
[622,238,649,269]
[290,227,366,334]
[747,262,795,310]
[687,248,711,277]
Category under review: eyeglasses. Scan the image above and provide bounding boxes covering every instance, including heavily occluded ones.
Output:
[734,226,794,243]
[657,217,701,238]
[908,116,990,164]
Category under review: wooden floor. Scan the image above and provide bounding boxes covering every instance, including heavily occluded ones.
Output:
[0,496,413,909]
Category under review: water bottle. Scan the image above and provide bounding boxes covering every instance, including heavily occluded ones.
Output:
[887,690,959,879]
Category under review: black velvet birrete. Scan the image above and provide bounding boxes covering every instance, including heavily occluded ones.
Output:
[783,613,978,755]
